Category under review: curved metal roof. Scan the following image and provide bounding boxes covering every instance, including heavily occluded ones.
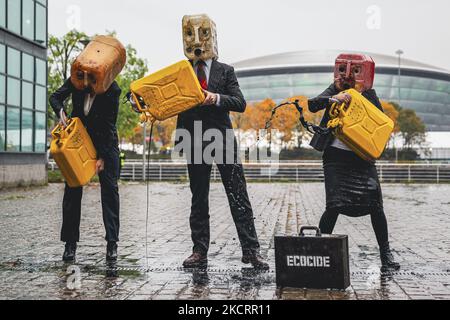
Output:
[232,50,449,74]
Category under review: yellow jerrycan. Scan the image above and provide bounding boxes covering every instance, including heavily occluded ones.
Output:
[50,117,97,188]
[327,89,394,161]
[129,60,205,123]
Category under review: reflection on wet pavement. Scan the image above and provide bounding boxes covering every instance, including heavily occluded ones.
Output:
[0,182,449,300]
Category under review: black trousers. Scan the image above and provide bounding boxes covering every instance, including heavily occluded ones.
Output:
[61,147,120,243]
[187,163,260,256]
[319,206,389,247]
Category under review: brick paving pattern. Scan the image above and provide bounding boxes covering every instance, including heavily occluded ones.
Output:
[0,182,449,300]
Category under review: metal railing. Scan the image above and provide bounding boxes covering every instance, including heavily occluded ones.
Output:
[48,161,450,183]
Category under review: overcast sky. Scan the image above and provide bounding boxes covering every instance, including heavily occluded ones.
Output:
[48,0,450,72]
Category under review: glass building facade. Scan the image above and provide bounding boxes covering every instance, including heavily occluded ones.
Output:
[0,0,48,187]
[234,51,450,132]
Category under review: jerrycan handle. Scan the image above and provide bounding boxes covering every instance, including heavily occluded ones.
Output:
[299,226,322,237]
[131,92,148,113]
[59,109,68,128]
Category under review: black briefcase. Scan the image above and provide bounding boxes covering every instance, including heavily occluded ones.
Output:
[275,226,350,290]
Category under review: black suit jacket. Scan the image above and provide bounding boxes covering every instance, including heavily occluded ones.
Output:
[308,83,383,152]
[49,79,122,159]
[176,60,247,134]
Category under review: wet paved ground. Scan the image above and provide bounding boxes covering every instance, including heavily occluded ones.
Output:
[0,182,450,300]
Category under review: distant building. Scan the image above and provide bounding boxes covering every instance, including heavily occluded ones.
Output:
[0,0,48,187]
[233,50,450,132]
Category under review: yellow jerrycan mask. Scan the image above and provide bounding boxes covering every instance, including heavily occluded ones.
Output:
[71,35,126,95]
[129,60,205,123]
[50,117,97,188]
[327,89,394,161]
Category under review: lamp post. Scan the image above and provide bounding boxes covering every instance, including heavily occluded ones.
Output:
[394,50,404,163]
[395,49,404,106]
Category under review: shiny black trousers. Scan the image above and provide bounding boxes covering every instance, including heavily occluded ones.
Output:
[61,148,120,243]
[187,163,260,256]
[319,206,389,247]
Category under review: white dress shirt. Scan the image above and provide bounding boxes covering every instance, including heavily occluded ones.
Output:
[84,94,96,116]
[331,138,352,151]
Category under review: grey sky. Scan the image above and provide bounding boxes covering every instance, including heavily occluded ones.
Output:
[48,0,450,72]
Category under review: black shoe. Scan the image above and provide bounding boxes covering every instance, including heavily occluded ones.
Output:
[63,242,77,262]
[183,253,208,269]
[106,242,118,262]
[380,242,400,272]
[242,253,270,271]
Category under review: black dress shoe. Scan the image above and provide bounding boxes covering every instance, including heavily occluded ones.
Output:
[106,242,118,262]
[242,254,270,271]
[183,252,208,269]
[63,242,77,262]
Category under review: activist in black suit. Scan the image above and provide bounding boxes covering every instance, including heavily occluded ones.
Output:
[176,14,268,270]
[50,78,121,263]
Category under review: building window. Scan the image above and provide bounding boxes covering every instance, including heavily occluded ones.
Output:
[36,58,46,85]
[35,112,46,152]
[7,77,20,106]
[22,53,34,82]
[22,0,35,40]
[0,44,4,73]
[0,0,5,28]
[0,105,5,151]
[35,3,47,46]
[7,0,21,35]
[21,110,33,152]
[0,44,6,73]
[6,107,20,152]
[22,81,33,109]
[35,85,46,111]
[7,47,21,78]
[0,75,5,103]
[1,1,48,155]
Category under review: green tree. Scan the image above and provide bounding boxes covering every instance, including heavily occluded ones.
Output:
[397,109,426,149]
[391,102,426,149]
[115,45,148,142]
[47,30,89,126]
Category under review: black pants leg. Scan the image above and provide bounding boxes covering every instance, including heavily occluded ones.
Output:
[319,206,390,247]
[188,163,213,255]
[61,184,83,243]
[370,207,389,247]
[319,208,340,235]
[60,148,120,244]
[217,163,260,256]
[99,148,121,243]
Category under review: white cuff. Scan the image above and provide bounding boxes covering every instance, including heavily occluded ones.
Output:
[215,94,221,107]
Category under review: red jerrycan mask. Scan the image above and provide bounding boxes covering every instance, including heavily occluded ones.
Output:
[334,54,375,92]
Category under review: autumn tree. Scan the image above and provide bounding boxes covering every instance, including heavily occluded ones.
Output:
[387,102,426,149]
[269,102,298,148]
[245,99,275,133]
[154,117,178,152]
[283,96,325,147]
[381,101,400,133]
